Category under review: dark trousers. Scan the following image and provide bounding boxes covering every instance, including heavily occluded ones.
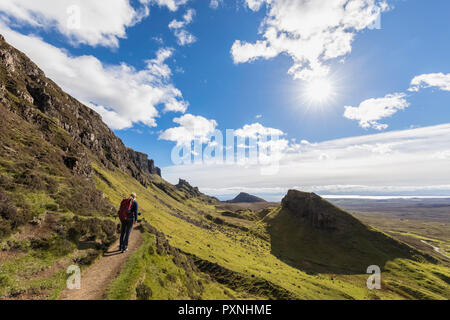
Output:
[119,218,134,250]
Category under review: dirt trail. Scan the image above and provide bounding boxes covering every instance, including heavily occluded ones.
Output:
[59,228,143,300]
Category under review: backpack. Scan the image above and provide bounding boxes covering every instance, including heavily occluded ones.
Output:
[118,198,133,221]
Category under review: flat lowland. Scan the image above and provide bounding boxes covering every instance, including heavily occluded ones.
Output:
[328,198,450,262]
[216,202,279,212]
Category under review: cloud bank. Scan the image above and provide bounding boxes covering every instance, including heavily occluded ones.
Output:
[232,0,388,81]
[0,0,154,47]
[163,123,450,199]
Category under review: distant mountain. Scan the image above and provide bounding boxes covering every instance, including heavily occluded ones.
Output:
[226,192,267,203]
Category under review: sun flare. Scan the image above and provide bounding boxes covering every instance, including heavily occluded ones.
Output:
[304,78,335,104]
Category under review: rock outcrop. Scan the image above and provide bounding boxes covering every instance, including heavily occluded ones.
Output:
[175,179,218,203]
[281,190,356,231]
[176,179,202,198]
[265,189,422,274]
[128,151,161,177]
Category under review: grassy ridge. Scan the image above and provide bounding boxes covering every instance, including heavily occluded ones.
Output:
[265,206,421,274]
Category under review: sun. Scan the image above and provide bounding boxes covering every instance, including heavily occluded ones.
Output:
[303,77,335,105]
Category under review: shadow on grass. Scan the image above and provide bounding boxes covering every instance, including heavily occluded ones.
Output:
[267,208,421,275]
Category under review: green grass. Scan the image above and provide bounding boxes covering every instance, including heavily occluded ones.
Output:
[94,165,450,300]
[0,246,71,298]
[106,233,245,300]
[264,206,422,274]
[1,152,449,300]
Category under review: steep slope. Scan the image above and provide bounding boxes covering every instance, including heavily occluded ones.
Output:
[0,32,166,245]
[226,192,267,203]
[0,35,160,184]
[265,190,429,274]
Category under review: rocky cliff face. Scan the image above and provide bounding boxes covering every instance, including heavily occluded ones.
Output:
[128,151,161,177]
[281,190,359,231]
[175,179,218,203]
[0,34,161,184]
[176,179,202,198]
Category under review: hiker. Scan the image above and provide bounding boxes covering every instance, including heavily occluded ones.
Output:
[118,193,139,253]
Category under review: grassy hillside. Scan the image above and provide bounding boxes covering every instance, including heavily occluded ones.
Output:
[0,34,228,299]
[94,166,450,300]
[105,226,252,300]
[0,101,117,299]
[264,201,422,274]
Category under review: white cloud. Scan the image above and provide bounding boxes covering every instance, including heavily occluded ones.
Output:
[159,114,218,145]
[87,104,133,130]
[232,0,388,80]
[409,73,450,92]
[0,0,152,48]
[0,23,188,130]
[152,36,164,44]
[235,123,289,166]
[209,0,223,10]
[160,121,289,167]
[169,8,196,46]
[432,150,450,160]
[246,0,266,11]
[344,93,409,130]
[172,29,196,46]
[234,123,285,138]
[153,0,188,11]
[231,39,279,64]
[347,142,395,155]
[163,123,450,199]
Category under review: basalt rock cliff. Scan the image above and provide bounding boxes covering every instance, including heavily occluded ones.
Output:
[280,190,355,231]
[0,34,160,185]
[176,179,218,203]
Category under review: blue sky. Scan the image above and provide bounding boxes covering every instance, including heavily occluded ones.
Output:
[1,0,450,200]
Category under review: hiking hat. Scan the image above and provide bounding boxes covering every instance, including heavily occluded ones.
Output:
[131,192,137,199]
